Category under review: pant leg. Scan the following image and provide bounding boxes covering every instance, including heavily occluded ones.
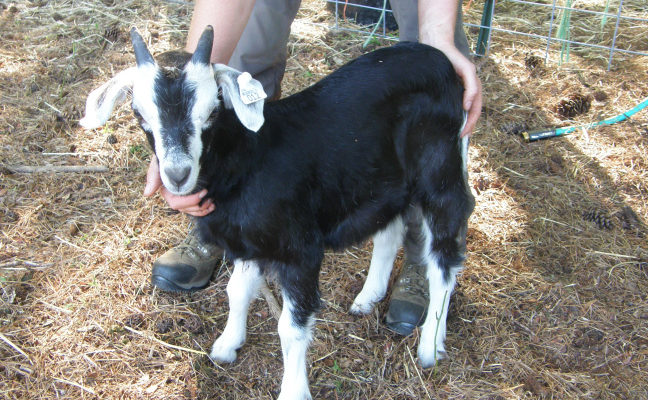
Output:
[390,0,471,58]
[228,0,302,99]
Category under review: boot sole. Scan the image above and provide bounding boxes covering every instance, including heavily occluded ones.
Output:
[151,275,210,293]
[385,320,417,336]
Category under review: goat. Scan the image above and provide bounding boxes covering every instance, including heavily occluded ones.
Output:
[81,26,474,400]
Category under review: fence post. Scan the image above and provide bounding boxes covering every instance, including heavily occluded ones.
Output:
[544,0,559,64]
[476,0,496,56]
[607,0,625,70]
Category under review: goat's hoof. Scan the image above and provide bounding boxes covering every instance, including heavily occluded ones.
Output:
[210,341,239,363]
[349,301,374,315]
[209,348,237,363]
[277,389,312,400]
[417,345,446,369]
[349,293,379,315]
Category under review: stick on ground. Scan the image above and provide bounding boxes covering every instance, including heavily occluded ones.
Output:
[260,282,282,321]
[5,165,109,173]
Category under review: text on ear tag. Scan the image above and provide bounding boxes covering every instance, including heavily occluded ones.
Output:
[237,72,267,105]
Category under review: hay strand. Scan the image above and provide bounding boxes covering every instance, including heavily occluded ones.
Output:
[0,0,646,398]
[123,326,209,356]
[6,165,109,173]
[0,332,33,365]
[54,378,96,395]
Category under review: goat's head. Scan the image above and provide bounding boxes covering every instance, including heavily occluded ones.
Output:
[80,26,266,195]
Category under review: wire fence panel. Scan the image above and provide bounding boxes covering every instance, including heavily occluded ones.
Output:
[325,0,648,70]
[325,0,399,40]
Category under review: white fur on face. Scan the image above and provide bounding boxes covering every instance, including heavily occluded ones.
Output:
[131,63,162,144]
[131,63,194,194]
[130,61,219,195]
[185,61,220,131]
[173,61,220,194]
[130,63,188,191]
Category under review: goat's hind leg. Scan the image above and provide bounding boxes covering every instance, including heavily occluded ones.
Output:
[277,293,315,400]
[413,220,459,368]
[276,260,321,400]
[415,193,473,367]
[350,216,404,315]
[210,259,264,363]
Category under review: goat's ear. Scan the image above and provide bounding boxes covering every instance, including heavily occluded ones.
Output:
[213,64,266,132]
[80,67,137,129]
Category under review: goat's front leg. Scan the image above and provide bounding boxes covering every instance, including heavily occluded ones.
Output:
[350,217,404,314]
[210,259,263,363]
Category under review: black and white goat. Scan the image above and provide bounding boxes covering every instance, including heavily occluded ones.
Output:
[81,27,474,400]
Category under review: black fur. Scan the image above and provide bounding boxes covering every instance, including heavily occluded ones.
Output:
[164,42,476,325]
[155,70,196,155]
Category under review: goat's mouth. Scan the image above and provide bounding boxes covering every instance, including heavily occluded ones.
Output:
[165,184,196,197]
[163,178,200,196]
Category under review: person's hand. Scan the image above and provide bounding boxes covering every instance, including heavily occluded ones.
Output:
[433,43,482,138]
[417,0,483,138]
[144,156,215,217]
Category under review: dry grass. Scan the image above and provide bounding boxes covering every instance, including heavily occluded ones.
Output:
[1,0,647,399]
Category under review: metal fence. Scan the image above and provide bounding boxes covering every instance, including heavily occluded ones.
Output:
[325,0,648,70]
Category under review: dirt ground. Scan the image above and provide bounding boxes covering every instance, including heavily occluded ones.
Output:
[1,1,647,399]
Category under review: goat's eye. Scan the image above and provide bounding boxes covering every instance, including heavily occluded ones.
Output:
[201,109,218,130]
[133,108,153,133]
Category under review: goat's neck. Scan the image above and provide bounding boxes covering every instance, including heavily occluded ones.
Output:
[199,109,269,201]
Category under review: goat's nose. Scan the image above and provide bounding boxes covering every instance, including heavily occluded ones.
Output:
[164,165,191,188]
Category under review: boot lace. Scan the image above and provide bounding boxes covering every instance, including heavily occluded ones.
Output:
[175,231,214,259]
[396,263,429,299]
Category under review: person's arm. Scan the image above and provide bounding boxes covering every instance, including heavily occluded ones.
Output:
[418,0,482,137]
[144,0,257,216]
[185,0,256,64]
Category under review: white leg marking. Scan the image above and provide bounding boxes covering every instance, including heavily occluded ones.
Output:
[210,259,263,363]
[416,221,460,368]
[460,112,470,177]
[350,217,404,314]
[277,295,313,400]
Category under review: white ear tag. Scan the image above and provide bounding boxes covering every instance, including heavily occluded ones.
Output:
[237,72,267,105]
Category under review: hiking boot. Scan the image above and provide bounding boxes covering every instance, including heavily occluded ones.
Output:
[151,230,223,292]
[386,260,429,336]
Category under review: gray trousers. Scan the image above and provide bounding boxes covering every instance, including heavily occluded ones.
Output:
[229,0,470,99]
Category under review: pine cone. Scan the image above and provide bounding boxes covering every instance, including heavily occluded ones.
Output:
[557,94,592,118]
[583,209,613,230]
[103,25,121,42]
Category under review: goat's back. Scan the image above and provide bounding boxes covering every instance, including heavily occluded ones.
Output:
[199,42,466,261]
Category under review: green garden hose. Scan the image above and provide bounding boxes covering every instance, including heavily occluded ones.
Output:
[522,97,648,142]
